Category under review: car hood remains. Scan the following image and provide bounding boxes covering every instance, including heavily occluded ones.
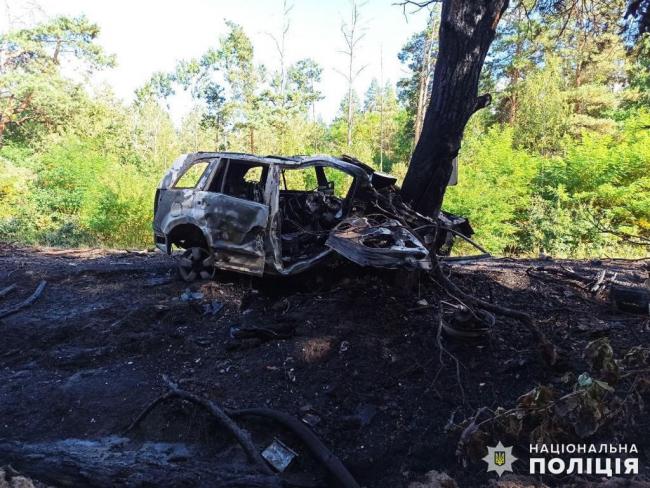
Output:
[326,216,432,270]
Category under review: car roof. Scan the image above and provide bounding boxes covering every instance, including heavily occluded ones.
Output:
[160,152,392,190]
[190,151,372,170]
[186,152,380,179]
[188,151,314,166]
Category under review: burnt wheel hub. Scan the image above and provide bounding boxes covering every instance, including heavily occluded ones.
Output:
[178,247,215,282]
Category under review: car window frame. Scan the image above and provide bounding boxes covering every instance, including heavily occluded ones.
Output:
[203,158,226,193]
[172,159,213,190]
[213,158,270,204]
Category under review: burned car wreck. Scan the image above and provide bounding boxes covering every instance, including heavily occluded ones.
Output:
[153,152,472,279]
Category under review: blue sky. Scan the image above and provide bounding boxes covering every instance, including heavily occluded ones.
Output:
[1,0,430,122]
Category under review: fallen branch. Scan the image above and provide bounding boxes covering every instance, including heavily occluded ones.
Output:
[527,265,593,288]
[0,280,46,319]
[125,391,174,433]
[529,266,619,296]
[127,375,272,475]
[0,283,17,299]
[590,269,608,293]
[439,253,491,263]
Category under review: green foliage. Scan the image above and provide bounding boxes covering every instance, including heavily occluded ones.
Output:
[83,167,155,248]
[396,5,439,123]
[0,144,39,243]
[35,138,110,214]
[0,15,114,144]
[531,110,650,254]
[0,11,648,258]
[443,110,650,257]
[625,34,650,108]
[0,153,33,216]
[444,126,540,253]
[5,15,115,70]
[524,191,619,257]
[511,59,570,154]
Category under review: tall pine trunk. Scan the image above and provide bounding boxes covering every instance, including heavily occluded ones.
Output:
[401,0,508,217]
[347,82,353,146]
[413,12,437,144]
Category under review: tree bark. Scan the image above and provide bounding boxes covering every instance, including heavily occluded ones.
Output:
[414,12,437,145]
[401,0,509,217]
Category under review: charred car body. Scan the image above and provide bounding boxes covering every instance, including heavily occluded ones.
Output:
[153,152,471,280]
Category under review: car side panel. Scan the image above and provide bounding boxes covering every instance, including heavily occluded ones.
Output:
[194,191,269,276]
[153,188,197,252]
[153,157,219,252]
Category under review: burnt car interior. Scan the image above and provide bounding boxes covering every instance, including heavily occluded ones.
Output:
[279,164,355,264]
[206,158,268,204]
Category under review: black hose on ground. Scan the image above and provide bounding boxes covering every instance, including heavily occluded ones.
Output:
[227,407,361,488]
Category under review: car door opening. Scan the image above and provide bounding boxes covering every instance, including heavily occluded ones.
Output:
[279,165,354,265]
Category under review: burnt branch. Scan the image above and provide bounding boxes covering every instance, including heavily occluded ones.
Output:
[128,375,272,474]
[0,283,17,299]
[126,377,362,487]
[473,93,492,113]
[227,408,361,488]
[0,280,46,319]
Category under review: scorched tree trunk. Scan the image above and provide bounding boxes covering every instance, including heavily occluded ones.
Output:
[400,0,509,217]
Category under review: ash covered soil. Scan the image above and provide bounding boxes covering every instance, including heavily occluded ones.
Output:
[0,243,649,488]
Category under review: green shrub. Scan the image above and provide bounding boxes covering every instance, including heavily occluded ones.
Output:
[444,125,539,254]
[532,109,650,254]
[82,166,156,248]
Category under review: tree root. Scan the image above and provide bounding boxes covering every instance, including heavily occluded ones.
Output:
[428,310,466,404]
[432,257,558,366]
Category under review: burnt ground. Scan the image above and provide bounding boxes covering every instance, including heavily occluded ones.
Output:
[0,243,649,488]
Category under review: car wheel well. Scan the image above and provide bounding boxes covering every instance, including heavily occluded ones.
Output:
[167,224,208,250]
